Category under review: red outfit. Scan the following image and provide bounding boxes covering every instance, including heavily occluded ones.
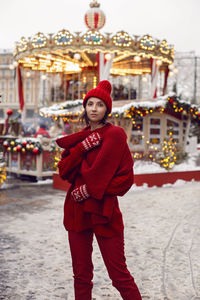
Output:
[56,123,134,237]
[56,123,142,300]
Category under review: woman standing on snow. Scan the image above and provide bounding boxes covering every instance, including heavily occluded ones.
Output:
[56,80,142,300]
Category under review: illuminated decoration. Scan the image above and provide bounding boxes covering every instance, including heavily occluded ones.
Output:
[3,138,43,155]
[18,54,81,73]
[84,0,106,30]
[140,35,155,51]
[83,30,103,45]
[116,96,200,123]
[160,40,170,55]
[54,30,73,45]
[14,1,174,77]
[112,31,132,47]
[0,144,6,186]
[0,163,6,186]
[40,99,83,119]
[156,59,162,66]
[105,53,112,61]
[134,55,141,62]
[74,53,81,60]
[32,32,47,48]
[17,37,28,52]
[39,96,200,125]
[154,132,178,170]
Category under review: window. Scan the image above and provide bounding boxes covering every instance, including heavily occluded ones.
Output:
[150,118,160,125]
[26,93,31,103]
[9,93,13,102]
[149,117,161,145]
[10,80,14,89]
[26,80,31,89]
[9,70,14,77]
[150,138,160,144]
[129,119,144,150]
[0,109,4,118]
[26,109,34,118]
[167,119,179,128]
[1,81,5,89]
[1,70,5,77]
[150,128,160,135]
[166,117,180,143]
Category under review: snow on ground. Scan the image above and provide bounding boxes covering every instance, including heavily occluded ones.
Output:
[134,153,200,174]
[0,180,200,300]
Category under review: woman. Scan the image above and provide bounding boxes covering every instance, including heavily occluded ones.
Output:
[56,80,142,300]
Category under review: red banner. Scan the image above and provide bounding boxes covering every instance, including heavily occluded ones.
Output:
[17,64,24,111]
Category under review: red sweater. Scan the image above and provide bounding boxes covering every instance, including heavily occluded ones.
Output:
[56,123,134,237]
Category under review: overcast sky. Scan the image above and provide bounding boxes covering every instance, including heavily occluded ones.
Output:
[0,0,199,55]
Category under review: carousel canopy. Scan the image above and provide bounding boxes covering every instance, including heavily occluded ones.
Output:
[14,0,174,76]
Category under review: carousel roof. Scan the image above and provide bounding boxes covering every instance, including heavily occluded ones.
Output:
[14,0,174,76]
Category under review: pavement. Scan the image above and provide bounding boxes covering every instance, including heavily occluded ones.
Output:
[0,178,200,300]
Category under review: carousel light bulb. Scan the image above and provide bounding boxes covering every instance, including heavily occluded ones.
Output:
[169,71,174,77]
[156,59,162,66]
[9,64,14,70]
[26,71,31,78]
[74,53,81,60]
[168,63,174,70]
[142,76,147,82]
[41,74,47,80]
[173,68,178,74]
[13,61,18,67]
[134,55,141,62]
[105,53,112,61]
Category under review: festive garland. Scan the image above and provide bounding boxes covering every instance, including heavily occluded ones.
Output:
[3,139,43,155]
[2,137,60,156]
[111,96,200,124]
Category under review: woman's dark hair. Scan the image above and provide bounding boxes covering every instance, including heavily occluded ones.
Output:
[81,99,109,125]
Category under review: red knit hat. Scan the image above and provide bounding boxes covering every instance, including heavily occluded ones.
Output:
[83,80,112,113]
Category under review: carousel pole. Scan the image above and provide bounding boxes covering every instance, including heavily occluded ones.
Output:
[63,73,66,101]
[78,72,81,99]
[72,73,75,100]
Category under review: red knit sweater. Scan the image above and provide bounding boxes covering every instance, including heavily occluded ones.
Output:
[56,123,134,237]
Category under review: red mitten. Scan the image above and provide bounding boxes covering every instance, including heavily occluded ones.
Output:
[80,132,101,152]
[71,184,90,202]
[61,149,69,158]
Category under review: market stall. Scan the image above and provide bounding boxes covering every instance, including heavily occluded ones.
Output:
[1,136,57,180]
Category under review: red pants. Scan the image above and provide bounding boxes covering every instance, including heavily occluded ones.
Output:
[68,229,142,300]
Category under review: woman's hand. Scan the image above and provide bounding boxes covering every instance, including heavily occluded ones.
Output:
[80,132,101,152]
[71,184,90,202]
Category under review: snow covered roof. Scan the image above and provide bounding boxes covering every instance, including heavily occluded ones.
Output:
[39,95,200,120]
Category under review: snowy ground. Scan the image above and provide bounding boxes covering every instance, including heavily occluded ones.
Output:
[0,180,200,300]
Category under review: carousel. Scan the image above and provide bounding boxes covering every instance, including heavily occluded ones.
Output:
[14,0,174,101]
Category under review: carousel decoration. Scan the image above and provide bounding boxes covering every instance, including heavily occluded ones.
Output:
[13,0,174,96]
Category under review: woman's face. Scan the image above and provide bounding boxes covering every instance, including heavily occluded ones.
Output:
[86,97,107,123]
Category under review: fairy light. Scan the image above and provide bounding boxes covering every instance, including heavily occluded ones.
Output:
[93,76,97,88]
[113,31,132,47]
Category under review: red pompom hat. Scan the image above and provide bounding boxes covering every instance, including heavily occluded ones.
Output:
[83,80,112,113]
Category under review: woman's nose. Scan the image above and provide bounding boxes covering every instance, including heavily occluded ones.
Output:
[92,105,97,111]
